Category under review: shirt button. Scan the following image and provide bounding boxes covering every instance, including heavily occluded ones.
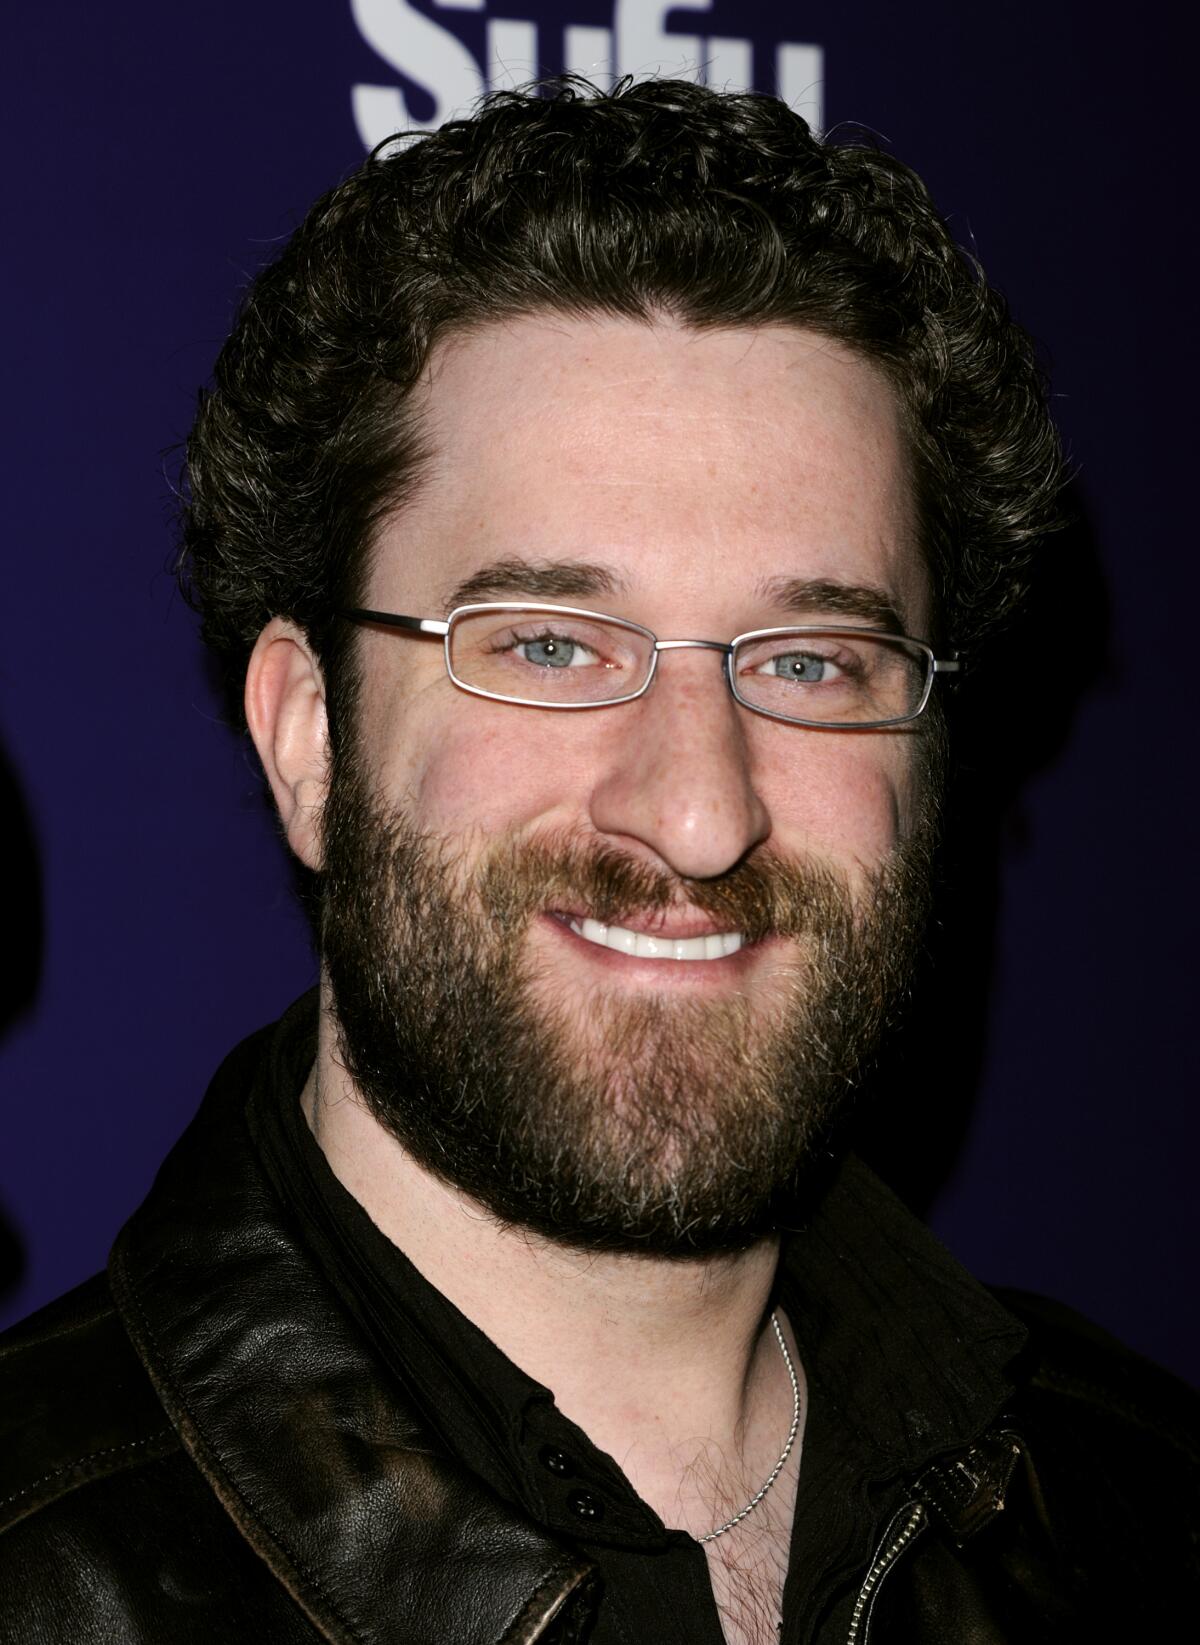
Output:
[538,1446,576,1478]
[567,1489,606,1522]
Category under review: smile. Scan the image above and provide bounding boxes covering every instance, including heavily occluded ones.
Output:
[565,917,744,961]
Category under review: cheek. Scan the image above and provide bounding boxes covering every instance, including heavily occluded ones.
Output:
[761,733,917,875]
[377,700,596,840]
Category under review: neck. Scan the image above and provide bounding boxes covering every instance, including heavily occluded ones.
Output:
[304,993,805,1538]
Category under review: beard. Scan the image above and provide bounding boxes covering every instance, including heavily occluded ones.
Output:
[318,751,938,1257]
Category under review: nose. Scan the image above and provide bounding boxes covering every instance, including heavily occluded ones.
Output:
[587,648,771,880]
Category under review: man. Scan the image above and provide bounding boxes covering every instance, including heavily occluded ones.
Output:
[0,78,1195,1643]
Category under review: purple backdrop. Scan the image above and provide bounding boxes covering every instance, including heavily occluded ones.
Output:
[2,2,1196,1386]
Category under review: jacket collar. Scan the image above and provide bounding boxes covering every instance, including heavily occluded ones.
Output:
[110,1013,597,1645]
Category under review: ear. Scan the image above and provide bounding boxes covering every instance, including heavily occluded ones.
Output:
[245,618,330,870]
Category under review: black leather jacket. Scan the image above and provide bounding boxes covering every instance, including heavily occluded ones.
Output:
[2,1019,1197,1642]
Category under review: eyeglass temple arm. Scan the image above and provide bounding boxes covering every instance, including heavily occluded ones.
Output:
[340,608,450,637]
[933,658,960,673]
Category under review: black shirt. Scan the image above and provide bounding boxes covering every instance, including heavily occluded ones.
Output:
[248,994,1025,1644]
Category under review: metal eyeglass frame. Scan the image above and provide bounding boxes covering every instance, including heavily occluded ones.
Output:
[339,601,961,730]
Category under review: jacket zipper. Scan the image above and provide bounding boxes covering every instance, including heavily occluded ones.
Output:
[845,1502,927,1645]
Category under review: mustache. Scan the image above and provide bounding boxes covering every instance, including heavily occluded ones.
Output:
[471,831,860,946]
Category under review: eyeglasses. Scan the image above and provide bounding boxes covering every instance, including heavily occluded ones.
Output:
[340,602,960,729]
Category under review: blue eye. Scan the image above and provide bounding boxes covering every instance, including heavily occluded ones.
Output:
[759,650,839,683]
[517,633,586,668]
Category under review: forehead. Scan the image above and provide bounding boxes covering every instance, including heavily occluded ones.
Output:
[372,314,926,631]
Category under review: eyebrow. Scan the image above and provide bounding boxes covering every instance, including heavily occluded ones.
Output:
[756,575,909,635]
[439,558,909,634]
[441,557,629,613]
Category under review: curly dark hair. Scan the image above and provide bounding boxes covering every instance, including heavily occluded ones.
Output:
[179,76,1063,742]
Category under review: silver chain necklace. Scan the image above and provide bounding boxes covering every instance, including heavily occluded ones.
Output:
[698,1311,801,1543]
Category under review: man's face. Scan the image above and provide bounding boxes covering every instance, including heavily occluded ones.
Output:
[320,316,938,1253]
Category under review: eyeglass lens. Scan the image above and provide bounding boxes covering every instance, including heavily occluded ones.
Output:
[447,607,930,725]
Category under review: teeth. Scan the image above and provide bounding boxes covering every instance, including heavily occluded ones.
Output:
[568,918,743,961]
